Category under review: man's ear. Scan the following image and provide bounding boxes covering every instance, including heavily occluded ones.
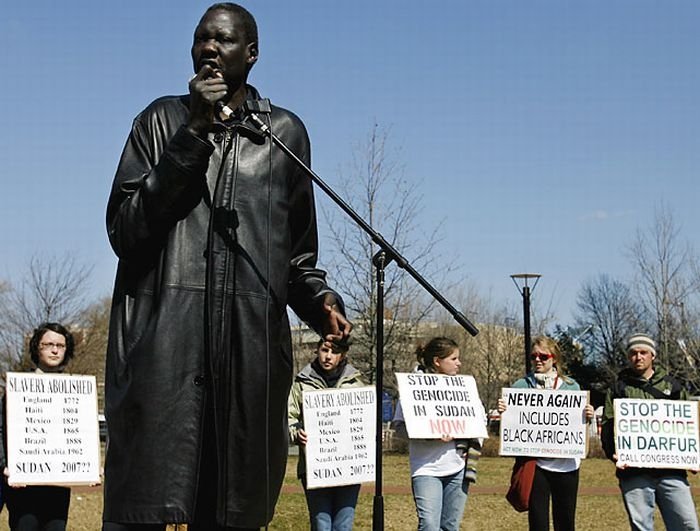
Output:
[247,42,259,67]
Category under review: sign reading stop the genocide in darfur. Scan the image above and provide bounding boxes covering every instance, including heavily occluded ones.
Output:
[614,398,700,470]
[395,373,488,439]
[500,388,589,458]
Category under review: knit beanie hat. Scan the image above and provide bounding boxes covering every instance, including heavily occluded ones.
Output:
[626,333,656,356]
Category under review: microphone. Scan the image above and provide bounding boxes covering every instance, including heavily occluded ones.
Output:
[215,100,235,120]
[217,98,271,121]
[242,99,272,135]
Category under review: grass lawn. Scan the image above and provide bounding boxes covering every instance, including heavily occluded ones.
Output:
[2,455,698,530]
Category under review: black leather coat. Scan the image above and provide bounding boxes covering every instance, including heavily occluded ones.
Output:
[104,86,339,527]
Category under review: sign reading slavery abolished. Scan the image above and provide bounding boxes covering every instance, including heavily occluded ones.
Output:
[303,386,376,489]
[395,373,488,439]
[499,388,589,458]
[5,372,101,486]
[614,398,700,470]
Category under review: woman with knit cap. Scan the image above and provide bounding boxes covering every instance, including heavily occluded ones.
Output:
[498,335,594,531]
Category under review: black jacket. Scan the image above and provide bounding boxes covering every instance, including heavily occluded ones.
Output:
[104,86,340,527]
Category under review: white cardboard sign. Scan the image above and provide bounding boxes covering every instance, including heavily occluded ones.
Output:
[303,386,376,489]
[395,373,488,439]
[614,398,700,470]
[5,372,101,486]
[499,388,589,458]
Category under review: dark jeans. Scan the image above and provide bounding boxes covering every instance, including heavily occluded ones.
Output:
[528,465,579,531]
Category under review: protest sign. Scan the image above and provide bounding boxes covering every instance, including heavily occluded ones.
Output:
[304,386,376,489]
[395,373,487,439]
[614,398,700,470]
[500,388,589,458]
[5,372,101,486]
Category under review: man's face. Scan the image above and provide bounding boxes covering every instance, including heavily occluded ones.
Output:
[191,9,257,94]
[627,346,654,376]
[317,344,345,373]
[37,330,67,372]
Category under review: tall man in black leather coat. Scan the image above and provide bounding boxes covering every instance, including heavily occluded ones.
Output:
[103,4,351,530]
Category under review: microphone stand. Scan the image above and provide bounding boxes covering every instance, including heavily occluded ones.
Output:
[246,108,479,531]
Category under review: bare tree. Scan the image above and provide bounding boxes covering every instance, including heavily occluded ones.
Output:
[430,287,522,416]
[628,205,700,389]
[0,254,94,370]
[574,274,644,383]
[321,124,462,385]
[69,296,111,409]
[465,308,523,414]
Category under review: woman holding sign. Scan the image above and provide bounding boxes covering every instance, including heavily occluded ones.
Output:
[498,336,594,531]
[288,339,366,531]
[1,323,75,531]
[393,337,481,531]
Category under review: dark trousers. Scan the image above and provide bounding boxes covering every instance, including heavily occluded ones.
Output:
[528,465,579,531]
[6,485,70,531]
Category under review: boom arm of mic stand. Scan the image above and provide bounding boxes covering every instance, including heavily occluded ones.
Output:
[246,112,478,337]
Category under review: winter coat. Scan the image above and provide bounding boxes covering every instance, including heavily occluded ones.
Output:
[512,372,580,391]
[104,86,341,528]
[287,361,365,479]
[600,366,687,478]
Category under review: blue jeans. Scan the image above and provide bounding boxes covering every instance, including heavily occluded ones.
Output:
[411,471,468,531]
[303,483,361,531]
[619,472,699,531]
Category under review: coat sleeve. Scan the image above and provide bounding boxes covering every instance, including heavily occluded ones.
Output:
[600,389,616,461]
[287,381,303,444]
[283,118,345,332]
[106,110,214,260]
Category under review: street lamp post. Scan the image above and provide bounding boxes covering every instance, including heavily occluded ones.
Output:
[511,273,541,375]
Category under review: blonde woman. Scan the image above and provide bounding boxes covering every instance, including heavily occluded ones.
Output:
[498,336,594,531]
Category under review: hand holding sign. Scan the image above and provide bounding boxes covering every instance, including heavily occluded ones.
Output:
[5,372,101,487]
[613,398,700,470]
[499,388,589,458]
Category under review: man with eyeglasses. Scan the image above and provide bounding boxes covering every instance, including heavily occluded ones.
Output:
[601,333,699,531]
[1,322,75,530]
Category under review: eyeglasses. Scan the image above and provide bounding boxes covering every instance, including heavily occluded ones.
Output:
[530,352,553,362]
[40,342,67,350]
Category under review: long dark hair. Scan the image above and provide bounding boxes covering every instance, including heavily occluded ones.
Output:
[416,337,458,373]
